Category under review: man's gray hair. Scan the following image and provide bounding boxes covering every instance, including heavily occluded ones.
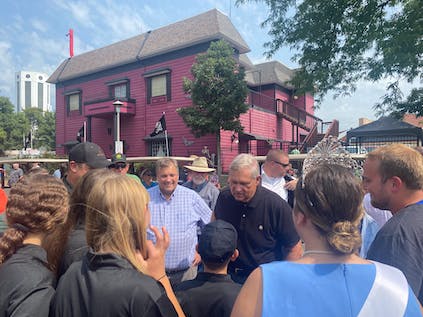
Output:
[156,157,179,175]
[229,154,260,179]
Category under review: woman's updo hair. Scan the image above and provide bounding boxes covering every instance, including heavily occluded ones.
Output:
[0,174,69,264]
[295,164,363,254]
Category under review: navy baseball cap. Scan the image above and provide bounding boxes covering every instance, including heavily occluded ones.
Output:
[198,220,238,263]
[69,142,110,168]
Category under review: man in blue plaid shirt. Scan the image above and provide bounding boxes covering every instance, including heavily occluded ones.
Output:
[148,158,212,287]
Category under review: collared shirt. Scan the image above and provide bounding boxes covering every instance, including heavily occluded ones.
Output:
[261,171,288,201]
[148,185,212,270]
[0,244,55,317]
[175,272,241,317]
[182,180,220,211]
[52,251,177,317]
[215,186,299,273]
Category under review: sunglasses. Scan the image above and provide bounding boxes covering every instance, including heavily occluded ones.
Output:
[110,163,127,169]
[272,160,290,168]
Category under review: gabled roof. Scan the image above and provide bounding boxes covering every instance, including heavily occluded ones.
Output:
[48,9,250,84]
[245,61,296,89]
[346,116,423,140]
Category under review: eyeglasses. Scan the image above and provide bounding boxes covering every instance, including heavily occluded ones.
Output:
[272,160,290,168]
[110,163,127,169]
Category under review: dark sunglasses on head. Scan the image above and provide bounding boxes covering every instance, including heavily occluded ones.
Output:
[109,163,127,169]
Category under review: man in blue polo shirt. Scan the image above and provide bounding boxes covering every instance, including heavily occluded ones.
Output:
[148,158,212,287]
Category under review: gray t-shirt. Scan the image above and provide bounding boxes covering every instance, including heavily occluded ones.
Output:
[367,202,423,304]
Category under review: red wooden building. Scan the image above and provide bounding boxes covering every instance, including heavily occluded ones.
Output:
[48,9,337,172]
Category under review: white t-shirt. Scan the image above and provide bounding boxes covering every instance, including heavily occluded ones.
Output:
[261,171,288,202]
[363,193,392,228]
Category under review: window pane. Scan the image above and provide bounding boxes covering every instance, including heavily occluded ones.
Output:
[114,84,127,98]
[69,94,80,111]
[25,81,31,107]
[38,83,43,109]
[151,75,166,97]
[151,140,167,156]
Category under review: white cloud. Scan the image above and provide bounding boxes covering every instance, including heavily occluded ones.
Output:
[0,41,16,101]
[31,18,48,33]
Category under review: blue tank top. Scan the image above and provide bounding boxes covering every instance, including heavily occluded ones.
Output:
[261,262,421,317]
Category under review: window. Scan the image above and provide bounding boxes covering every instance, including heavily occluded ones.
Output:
[114,83,127,99]
[151,140,168,156]
[25,81,31,108]
[144,69,171,104]
[65,91,82,114]
[151,75,166,97]
[38,83,43,109]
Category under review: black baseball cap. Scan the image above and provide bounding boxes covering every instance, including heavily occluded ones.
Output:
[69,142,110,168]
[111,153,127,164]
[198,220,238,263]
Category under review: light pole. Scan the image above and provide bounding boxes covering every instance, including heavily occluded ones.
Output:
[113,100,123,154]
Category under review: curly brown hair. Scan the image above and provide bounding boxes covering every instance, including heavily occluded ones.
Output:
[0,174,69,265]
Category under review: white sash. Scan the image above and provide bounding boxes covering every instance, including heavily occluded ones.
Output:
[358,261,409,317]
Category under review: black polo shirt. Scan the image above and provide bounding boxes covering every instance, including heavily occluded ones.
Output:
[0,244,55,316]
[175,272,241,317]
[215,186,299,274]
[51,251,178,317]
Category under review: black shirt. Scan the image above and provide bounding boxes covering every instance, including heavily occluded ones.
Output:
[51,251,178,317]
[57,221,88,277]
[175,272,241,317]
[0,244,55,317]
[215,186,299,273]
[367,202,423,304]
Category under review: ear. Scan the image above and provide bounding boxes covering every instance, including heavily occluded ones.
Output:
[292,209,306,227]
[390,176,403,193]
[230,249,239,262]
[68,161,78,173]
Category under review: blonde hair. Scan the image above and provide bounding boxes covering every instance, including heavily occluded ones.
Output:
[295,164,363,254]
[367,144,423,190]
[0,174,68,264]
[84,170,150,273]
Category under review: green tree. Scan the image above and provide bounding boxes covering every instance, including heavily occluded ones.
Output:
[23,108,56,150]
[237,0,423,117]
[178,40,249,176]
[0,96,29,150]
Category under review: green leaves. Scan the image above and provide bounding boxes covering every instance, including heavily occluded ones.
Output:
[0,96,56,150]
[237,0,423,116]
[178,40,249,137]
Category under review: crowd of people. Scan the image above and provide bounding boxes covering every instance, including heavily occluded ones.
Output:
[0,139,422,316]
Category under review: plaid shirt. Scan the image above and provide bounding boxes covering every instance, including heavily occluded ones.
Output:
[147,185,212,270]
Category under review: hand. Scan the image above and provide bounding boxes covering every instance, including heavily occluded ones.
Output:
[284,179,298,191]
[192,251,202,266]
[136,225,170,280]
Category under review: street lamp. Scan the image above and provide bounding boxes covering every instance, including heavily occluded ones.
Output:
[113,100,123,154]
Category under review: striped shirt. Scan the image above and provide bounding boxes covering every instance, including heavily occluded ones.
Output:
[147,185,212,270]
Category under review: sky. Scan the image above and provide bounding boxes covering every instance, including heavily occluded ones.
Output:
[0,0,416,131]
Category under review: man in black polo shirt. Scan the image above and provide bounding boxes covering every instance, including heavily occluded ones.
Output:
[175,220,241,317]
[214,153,302,284]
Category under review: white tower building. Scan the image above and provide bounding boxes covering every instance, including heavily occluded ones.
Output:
[16,71,51,112]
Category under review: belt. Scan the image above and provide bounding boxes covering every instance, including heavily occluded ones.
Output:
[165,267,190,274]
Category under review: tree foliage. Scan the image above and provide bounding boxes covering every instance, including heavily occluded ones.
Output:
[178,40,249,136]
[0,96,56,151]
[237,0,423,116]
[178,40,249,175]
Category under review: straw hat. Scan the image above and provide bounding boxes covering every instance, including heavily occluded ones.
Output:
[184,157,215,173]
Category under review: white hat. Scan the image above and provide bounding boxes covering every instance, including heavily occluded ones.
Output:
[184,157,215,173]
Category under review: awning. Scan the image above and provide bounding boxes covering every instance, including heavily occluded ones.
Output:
[239,132,284,143]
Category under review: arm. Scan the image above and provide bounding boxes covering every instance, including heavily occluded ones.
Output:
[139,226,185,317]
[231,267,263,317]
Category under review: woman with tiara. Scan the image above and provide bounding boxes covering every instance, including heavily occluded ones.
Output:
[232,137,422,317]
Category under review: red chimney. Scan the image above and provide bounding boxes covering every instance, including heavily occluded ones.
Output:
[69,29,74,58]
